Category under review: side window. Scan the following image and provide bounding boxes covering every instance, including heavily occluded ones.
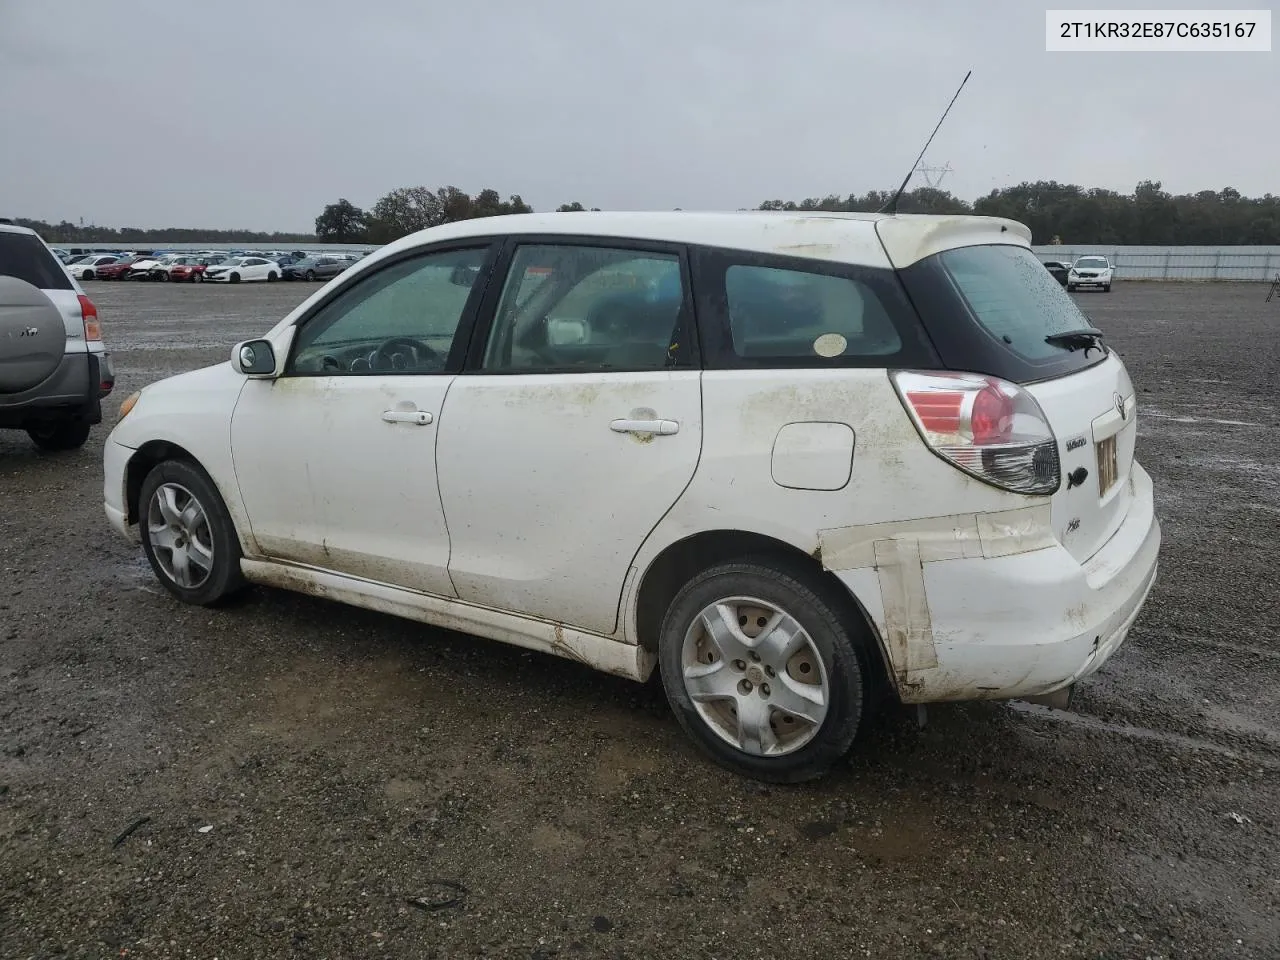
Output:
[722,264,903,360]
[289,246,489,376]
[482,243,689,372]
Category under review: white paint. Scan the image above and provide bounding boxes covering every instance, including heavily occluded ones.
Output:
[434,371,702,636]
[202,257,281,283]
[770,422,855,491]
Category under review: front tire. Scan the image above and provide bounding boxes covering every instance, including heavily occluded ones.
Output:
[1104,284,1112,293]
[26,418,91,451]
[229,272,241,284]
[305,270,316,282]
[658,557,870,783]
[138,459,246,606]
[82,269,94,281]
[1066,283,1076,292]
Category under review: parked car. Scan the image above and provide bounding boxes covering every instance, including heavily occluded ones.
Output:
[167,256,223,282]
[1067,255,1114,292]
[95,256,145,280]
[1,223,114,450]
[284,255,348,282]
[1042,259,1070,286]
[201,256,281,283]
[127,254,190,281]
[64,254,123,281]
[103,211,1160,783]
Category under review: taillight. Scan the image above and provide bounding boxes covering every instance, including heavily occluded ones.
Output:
[891,371,1060,495]
[78,294,102,342]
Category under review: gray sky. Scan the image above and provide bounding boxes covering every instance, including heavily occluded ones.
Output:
[1,0,1274,231]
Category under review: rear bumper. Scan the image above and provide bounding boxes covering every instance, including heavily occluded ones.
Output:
[835,462,1161,703]
[0,351,111,427]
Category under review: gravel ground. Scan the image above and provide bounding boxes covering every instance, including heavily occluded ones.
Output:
[1,279,1277,960]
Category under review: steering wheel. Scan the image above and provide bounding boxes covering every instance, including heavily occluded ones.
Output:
[372,336,440,372]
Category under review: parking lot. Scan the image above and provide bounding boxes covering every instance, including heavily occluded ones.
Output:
[1,280,1277,960]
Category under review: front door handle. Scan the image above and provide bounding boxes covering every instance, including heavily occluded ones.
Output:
[610,418,679,436]
[382,409,433,426]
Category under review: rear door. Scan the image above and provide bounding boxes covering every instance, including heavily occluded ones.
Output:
[901,242,1136,562]
[435,238,703,635]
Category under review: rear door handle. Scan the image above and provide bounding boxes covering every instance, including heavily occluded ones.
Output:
[610,418,679,436]
[382,410,433,426]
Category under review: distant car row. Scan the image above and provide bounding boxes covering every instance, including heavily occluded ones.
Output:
[1041,254,1115,292]
[52,249,366,284]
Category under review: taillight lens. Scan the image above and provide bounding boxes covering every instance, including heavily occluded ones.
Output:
[78,294,102,341]
[891,371,1060,495]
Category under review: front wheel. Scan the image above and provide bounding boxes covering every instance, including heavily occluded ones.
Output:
[658,558,870,783]
[1066,283,1076,292]
[1104,284,1112,293]
[229,272,241,284]
[82,270,94,281]
[305,270,316,281]
[138,459,246,606]
[26,418,91,451]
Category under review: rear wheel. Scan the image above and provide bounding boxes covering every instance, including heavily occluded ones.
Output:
[26,418,91,451]
[194,272,203,283]
[658,557,870,783]
[267,271,278,282]
[138,459,246,606]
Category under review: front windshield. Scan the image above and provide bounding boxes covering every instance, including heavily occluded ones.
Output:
[1075,257,1108,269]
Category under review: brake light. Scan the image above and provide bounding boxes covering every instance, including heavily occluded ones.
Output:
[892,371,1060,495]
[78,294,102,341]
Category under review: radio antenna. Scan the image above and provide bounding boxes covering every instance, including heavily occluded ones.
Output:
[881,69,971,215]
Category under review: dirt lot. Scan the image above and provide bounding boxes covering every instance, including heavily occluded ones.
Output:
[2,280,1277,960]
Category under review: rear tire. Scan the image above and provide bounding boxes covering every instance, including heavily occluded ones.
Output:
[138,459,247,606]
[26,418,91,451]
[267,271,278,282]
[658,557,870,783]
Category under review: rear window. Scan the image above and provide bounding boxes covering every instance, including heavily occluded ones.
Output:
[0,232,74,290]
[691,247,936,370]
[898,243,1107,383]
[724,265,902,359]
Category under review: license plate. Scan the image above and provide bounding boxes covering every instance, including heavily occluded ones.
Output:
[1096,436,1118,494]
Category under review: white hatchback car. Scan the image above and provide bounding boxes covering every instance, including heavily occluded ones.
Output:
[104,212,1160,782]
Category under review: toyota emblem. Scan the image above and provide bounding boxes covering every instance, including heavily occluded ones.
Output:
[1114,393,1126,420]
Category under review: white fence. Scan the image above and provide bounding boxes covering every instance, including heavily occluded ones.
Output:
[1033,246,1280,281]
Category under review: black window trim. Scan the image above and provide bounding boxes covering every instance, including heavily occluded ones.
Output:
[461,233,702,375]
[281,236,504,378]
[688,243,939,371]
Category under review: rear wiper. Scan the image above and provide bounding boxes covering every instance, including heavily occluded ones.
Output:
[1045,327,1105,351]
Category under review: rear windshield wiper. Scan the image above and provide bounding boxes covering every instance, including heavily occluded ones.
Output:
[1045,327,1105,351]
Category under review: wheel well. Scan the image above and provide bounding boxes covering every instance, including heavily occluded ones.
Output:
[124,440,199,524]
[633,530,893,693]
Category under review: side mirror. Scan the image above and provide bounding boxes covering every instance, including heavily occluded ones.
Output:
[231,339,277,377]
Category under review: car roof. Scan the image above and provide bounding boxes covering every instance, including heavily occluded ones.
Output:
[373,210,1032,270]
[0,223,40,238]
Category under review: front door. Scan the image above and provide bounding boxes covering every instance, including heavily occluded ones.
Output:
[229,243,496,597]
[436,239,703,635]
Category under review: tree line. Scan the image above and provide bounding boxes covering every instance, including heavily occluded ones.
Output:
[760,181,1280,245]
[13,180,1280,246]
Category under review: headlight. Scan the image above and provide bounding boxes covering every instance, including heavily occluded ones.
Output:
[118,391,141,421]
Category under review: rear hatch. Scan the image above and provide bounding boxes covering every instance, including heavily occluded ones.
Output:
[892,237,1138,564]
[0,231,88,384]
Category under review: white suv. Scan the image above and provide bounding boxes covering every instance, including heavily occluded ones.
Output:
[1067,255,1114,292]
[103,212,1160,782]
